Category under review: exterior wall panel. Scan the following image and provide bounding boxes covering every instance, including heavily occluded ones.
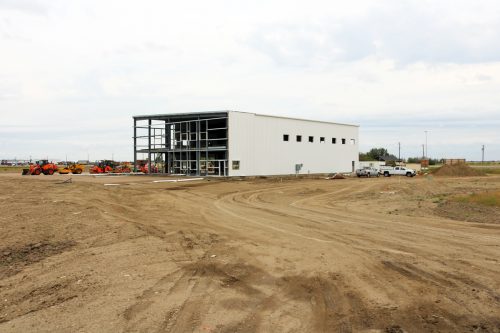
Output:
[228,111,359,176]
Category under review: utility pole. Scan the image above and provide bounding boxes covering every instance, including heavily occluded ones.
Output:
[424,130,428,158]
[422,144,425,159]
[482,145,485,164]
[398,142,401,161]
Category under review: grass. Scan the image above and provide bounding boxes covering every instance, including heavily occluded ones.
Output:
[427,165,442,173]
[473,167,500,175]
[467,162,500,166]
[0,166,26,173]
[454,191,500,207]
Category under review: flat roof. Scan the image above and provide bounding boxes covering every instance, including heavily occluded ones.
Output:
[133,111,229,121]
[133,110,358,127]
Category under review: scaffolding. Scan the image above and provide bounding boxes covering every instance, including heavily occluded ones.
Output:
[133,112,229,176]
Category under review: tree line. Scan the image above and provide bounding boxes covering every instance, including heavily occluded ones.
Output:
[359,147,441,165]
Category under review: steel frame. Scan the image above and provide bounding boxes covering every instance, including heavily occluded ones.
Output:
[133,112,229,176]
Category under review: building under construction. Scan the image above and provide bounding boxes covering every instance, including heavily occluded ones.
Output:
[133,111,359,176]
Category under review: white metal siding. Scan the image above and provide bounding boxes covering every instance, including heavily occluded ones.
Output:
[228,112,359,176]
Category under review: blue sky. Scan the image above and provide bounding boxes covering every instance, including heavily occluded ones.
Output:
[1,0,499,161]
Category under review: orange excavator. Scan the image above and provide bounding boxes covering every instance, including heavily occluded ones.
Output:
[90,160,115,174]
[138,162,158,173]
[90,160,132,174]
[139,164,149,173]
[22,160,59,175]
[113,162,131,173]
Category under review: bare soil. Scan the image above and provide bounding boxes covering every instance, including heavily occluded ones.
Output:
[1,173,500,333]
[433,164,485,177]
[436,201,500,224]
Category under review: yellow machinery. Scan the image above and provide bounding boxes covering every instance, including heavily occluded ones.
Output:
[58,164,84,174]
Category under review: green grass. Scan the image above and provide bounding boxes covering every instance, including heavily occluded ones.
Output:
[454,191,500,207]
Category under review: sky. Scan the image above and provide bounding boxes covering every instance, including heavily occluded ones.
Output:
[1,0,499,161]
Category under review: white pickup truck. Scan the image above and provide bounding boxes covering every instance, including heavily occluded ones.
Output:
[379,166,416,177]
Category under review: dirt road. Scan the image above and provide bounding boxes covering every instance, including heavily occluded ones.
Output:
[1,174,499,332]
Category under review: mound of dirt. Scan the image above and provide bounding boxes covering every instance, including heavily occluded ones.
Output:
[326,173,346,179]
[433,164,484,177]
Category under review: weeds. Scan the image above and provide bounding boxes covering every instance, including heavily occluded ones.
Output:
[454,191,500,207]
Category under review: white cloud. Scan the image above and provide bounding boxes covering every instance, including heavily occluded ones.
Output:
[0,0,499,161]
[0,0,49,16]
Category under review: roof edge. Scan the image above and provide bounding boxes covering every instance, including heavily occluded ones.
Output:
[133,110,359,127]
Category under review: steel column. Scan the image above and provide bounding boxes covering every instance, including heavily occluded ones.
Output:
[148,119,152,174]
[133,118,137,172]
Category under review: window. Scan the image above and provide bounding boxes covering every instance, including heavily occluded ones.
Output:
[232,161,240,170]
[283,134,289,141]
[342,138,346,144]
[320,137,325,143]
[309,136,314,143]
[296,135,302,142]
[350,139,356,145]
[332,138,336,144]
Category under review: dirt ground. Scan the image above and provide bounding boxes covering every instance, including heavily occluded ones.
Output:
[0,173,499,333]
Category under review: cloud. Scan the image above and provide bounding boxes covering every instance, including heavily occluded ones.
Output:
[0,0,499,161]
[248,1,500,67]
[248,23,372,68]
[0,0,49,16]
[0,77,21,100]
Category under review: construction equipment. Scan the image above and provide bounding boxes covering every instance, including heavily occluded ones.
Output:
[90,161,132,174]
[113,162,131,174]
[58,164,84,174]
[90,160,115,174]
[138,162,158,174]
[139,164,148,173]
[22,160,59,175]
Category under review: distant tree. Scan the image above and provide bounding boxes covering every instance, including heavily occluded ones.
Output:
[367,148,388,160]
[405,157,443,165]
[359,148,399,161]
[406,157,421,163]
[359,152,371,161]
[429,158,442,165]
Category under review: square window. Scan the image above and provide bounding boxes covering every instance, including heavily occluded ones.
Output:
[296,135,302,142]
[320,137,325,143]
[309,136,314,143]
[332,138,336,144]
[350,139,356,145]
[283,134,289,141]
[342,138,346,144]
[232,160,240,170]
